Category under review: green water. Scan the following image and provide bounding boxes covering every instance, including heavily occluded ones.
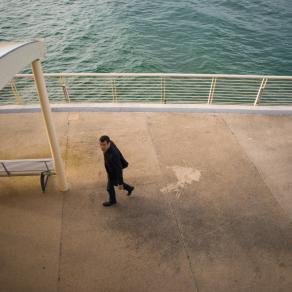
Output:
[1,0,292,75]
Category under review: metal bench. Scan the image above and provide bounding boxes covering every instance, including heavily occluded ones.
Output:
[0,159,55,192]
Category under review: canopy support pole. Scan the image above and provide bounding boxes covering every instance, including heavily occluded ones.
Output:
[32,59,69,191]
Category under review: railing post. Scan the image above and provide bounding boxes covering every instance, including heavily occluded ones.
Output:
[208,78,217,104]
[111,79,115,102]
[111,79,117,102]
[160,77,166,104]
[60,76,70,103]
[160,77,163,103]
[163,78,166,103]
[10,79,22,104]
[254,78,268,106]
[114,80,118,102]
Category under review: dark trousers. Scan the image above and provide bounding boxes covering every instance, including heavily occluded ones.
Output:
[107,180,133,203]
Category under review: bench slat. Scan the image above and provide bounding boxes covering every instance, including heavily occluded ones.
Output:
[0,159,55,176]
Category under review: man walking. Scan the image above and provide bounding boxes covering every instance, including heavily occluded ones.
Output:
[99,135,134,207]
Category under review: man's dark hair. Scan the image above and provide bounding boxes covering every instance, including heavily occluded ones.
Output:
[99,135,110,143]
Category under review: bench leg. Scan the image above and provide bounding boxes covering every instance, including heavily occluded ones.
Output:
[40,172,50,192]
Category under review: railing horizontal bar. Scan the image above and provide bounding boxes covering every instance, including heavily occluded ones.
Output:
[68,97,113,99]
[118,93,205,96]
[15,73,292,80]
[167,90,259,93]
[264,90,292,92]
[264,84,292,87]
[165,97,208,99]
[67,95,112,97]
[67,97,113,99]
[206,80,259,82]
[261,89,292,92]
[262,94,292,97]
[168,83,258,86]
[69,80,258,84]
[214,95,256,98]
[15,81,292,86]
[263,98,292,103]
[261,98,292,100]
[67,82,207,85]
[72,92,163,95]
[265,82,292,85]
[68,93,111,95]
[260,100,292,103]
[216,82,260,89]
[68,89,112,91]
[165,92,211,95]
[104,96,161,98]
[69,99,161,102]
[165,91,211,93]
[213,91,258,93]
[69,99,114,101]
[215,86,260,89]
[66,96,111,98]
[260,101,292,104]
[215,80,261,83]
[103,84,262,90]
[165,97,209,99]
[67,79,162,82]
[67,86,111,89]
[166,91,254,97]
[164,85,211,88]
[166,98,208,100]
[261,99,292,102]
[212,99,254,101]
[262,93,292,96]
[68,87,161,90]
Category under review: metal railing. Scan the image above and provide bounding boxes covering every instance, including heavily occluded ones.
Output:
[0,73,292,105]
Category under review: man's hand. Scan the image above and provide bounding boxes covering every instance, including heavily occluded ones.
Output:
[118,184,124,190]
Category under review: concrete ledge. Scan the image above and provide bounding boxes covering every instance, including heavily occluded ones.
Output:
[1,102,292,114]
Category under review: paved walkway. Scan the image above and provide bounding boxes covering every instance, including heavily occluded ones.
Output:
[0,112,292,292]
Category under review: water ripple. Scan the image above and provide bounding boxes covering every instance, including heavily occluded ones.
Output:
[0,0,292,74]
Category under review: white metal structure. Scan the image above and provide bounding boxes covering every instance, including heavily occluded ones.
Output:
[0,159,54,176]
[0,40,68,191]
[1,72,292,105]
[0,159,55,191]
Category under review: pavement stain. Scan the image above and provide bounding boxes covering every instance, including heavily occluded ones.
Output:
[160,165,201,198]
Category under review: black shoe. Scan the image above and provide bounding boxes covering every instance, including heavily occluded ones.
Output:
[127,186,135,196]
[103,201,116,207]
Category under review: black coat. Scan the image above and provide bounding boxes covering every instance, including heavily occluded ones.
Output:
[103,141,128,185]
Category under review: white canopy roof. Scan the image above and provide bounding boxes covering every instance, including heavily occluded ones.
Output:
[0,40,46,90]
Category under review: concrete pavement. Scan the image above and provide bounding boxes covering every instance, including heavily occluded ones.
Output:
[0,111,292,292]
